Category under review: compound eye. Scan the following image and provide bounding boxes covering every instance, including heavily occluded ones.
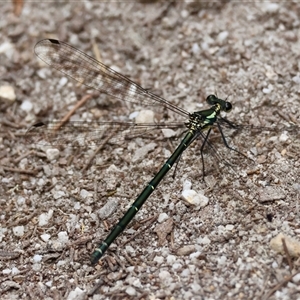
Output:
[206,94,217,105]
[224,101,232,112]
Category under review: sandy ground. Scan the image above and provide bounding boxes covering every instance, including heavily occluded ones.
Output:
[1,1,300,299]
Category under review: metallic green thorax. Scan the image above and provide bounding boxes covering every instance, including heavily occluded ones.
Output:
[90,94,232,265]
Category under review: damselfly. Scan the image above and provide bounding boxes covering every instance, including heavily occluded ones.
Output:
[34,39,247,265]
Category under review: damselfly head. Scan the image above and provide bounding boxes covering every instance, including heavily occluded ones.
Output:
[206,94,232,112]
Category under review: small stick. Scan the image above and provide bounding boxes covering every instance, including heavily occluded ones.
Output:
[81,128,118,172]
[263,271,300,299]
[54,94,94,131]
[281,238,293,272]
[2,166,39,175]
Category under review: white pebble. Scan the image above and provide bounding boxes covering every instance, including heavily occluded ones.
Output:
[125,286,136,296]
[226,224,234,231]
[217,255,227,266]
[74,202,81,210]
[2,268,11,275]
[17,196,25,206]
[181,268,190,277]
[129,111,139,119]
[37,68,50,79]
[157,213,169,223]
[125,245,135,253]
[181,10,189,18]
[262,3,279,13]
[192,43,200,55]
[40,234,51,242]
[38,209,53,226]
[153,256,164,264]
[262,87,271,94]
[197,236,211,245]
[172,263,182,270]
[217,31,229,43]
[57,231,69,244]
[20,100,33,112]
[52,190,66,199]
[0,41,14,58]
[161,128,177,138]
[32,263,42,271]
[132,142,156,163]
[11,267,20,275]
[80,189,93,199]
[46,148,60,161]
[166,255,176,264]
[98,198,119,219]
[181,189,209,209]
[59,77,68,87]
[13,226,24,237]
[33,254,42,263]
[66,287,86,300]
[292,273,300,283]
[263,84,273,94]
[191,282,201,293]
[182,179,192,190]
[270,233,300,257]
[159,270,172,283]
[292,75,300,84]
[0,85,16,102]
[279,131,289,142]
[135,109,155,124]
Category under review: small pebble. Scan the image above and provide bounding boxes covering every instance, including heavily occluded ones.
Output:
[32,263,42,271]
[52,190,66,200]
[292,75,300,84]
[159,270,172,283]
[225,224,234,231]
[80,189,93,199]
[192,43,200,55]
[258,186,285,202]
[13,226,24,237]
[270,233,300,257]
[46,148,60,161]
[40,234,51,242]
[161,128,177,138]
[125,286,136,296]
[33,254,42,263]
[59,77,68,87]
[217,31,229,43]
[197,236,211,245]
[66,287,86,300]
[2,268,11,275]
[292,273,300,283]
[98,198,119,219]
[262,3,279,13]
[20,100,33,112]
[57,231,69,245]
[279,131,289,142]
[135,109,155,124]
[12,267,20,276]
[177,245,196,256]
[0,85,16,102]
[181,189,209,209]
[38,210,53,226]
[132,142,156,163]
[153,256,164,264]
[157,213,169,223]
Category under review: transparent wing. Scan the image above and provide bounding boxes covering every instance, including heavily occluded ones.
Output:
[34,39,189,117]
[17,121,186,148]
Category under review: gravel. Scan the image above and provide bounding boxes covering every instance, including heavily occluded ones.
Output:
[1,1,300,299]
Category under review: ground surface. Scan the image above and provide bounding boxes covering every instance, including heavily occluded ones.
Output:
[1,1,300,300]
